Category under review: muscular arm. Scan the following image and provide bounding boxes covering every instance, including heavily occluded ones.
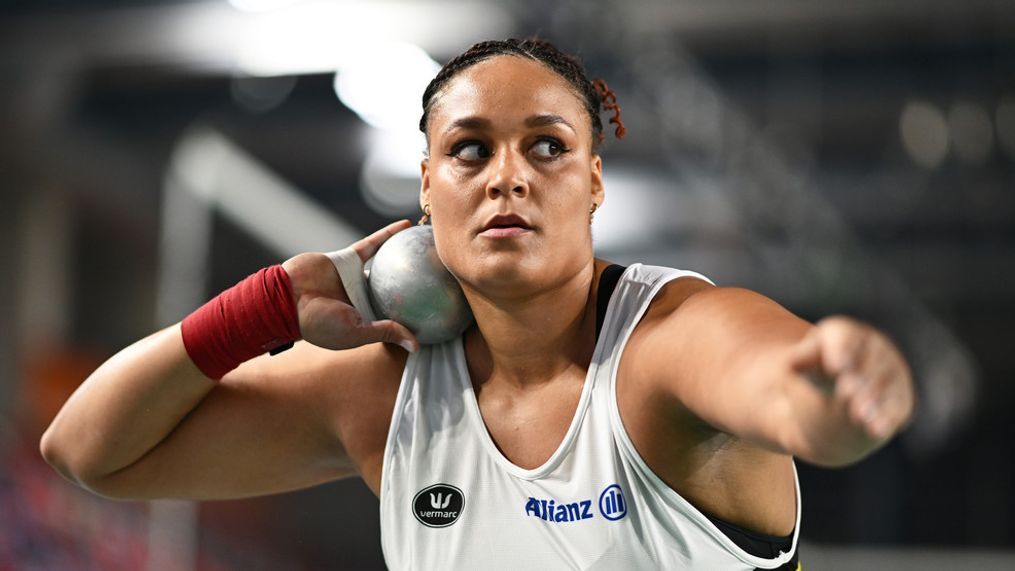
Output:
[41,330,357,499]
[40,221,416,500]
[634,283,915,467]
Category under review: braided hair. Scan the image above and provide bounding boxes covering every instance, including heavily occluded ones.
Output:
[419,38,626,151]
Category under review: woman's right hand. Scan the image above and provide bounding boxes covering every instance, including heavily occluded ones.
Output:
[282,219,418,352]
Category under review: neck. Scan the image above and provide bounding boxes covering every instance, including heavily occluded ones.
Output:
[462,260,602,389]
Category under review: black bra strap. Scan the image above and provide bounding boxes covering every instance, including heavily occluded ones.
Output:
[705,512,796,564]
[595,264,627,342]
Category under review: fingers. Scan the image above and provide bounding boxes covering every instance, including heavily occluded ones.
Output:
[299,296,418,353]
[353,319,419,354]
[815,316,866,376]
[788,329,821,373]
[352,219,412,263]
[791,317,865,378]
[845,337,913,439]
[832,331,870,401]
[789,331,837,396]
[791,317,867,398]
[286,221,418,352]
[804,317,915,440]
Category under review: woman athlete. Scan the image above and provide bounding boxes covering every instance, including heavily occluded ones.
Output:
[41,39,914,569]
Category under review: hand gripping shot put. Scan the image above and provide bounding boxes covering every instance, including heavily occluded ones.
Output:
[328,224,473,345]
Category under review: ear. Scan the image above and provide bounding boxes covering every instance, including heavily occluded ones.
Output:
[419,158,430,210]
[590,154,604,209]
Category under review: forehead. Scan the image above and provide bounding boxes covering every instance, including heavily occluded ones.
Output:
[428,55,588,133]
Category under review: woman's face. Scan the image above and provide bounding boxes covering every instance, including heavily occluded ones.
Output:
[421,55,604,299]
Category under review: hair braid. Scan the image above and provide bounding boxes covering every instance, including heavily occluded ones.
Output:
[419,38,627,151]
[592,79,626,141]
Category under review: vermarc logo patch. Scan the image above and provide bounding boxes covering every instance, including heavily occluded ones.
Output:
[413,484,465,528]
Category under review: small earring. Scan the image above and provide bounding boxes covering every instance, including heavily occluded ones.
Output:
[418,203,431,225]
[589,203,599,223]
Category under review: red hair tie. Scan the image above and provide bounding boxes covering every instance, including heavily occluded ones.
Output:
[592,79,627,141]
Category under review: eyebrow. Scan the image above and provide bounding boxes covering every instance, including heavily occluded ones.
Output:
[525,114,575,132]
[444,116,491,134]
[443,114,576,135]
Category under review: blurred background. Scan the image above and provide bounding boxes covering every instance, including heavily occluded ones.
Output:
[1,0,1013,569]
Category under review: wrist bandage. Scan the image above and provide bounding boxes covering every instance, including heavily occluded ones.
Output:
[180,265,301,380]
[325,247,378,322]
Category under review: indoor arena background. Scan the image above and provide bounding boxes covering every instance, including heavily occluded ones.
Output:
[1,1,1013,569]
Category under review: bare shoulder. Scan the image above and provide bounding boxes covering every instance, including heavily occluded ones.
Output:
[239,339,408,494]
[640,274,717,323]
[622,281,805,415]
[619,276,714,407]
[623,280,811,428]
[634,282,806,348]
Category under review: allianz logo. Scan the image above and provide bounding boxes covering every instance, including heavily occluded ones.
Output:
[524,484,628,523]
[525,497,593,522]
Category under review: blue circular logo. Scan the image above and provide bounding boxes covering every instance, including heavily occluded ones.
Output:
[598,484,628,521]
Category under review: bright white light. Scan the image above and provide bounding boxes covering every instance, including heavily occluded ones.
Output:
[900,100,949,169]
[591,167,722,252]
[360,128,428,216]
[236,3,363,76]
[334,41,441,130]
[948,101,993,165]
[229,0,300,13]
[233,1,511,78]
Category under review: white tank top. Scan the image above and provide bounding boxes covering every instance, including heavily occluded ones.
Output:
[379,264,801,570]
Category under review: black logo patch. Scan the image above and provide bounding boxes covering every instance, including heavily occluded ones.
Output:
[412,484,465,528]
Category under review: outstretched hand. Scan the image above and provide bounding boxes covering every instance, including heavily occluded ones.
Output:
[282,220,419,352]
[789,316,915,441]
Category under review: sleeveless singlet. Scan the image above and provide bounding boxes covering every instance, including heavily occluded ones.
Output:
[379,264,801,570]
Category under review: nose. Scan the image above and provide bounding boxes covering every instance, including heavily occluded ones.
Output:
[485,148,529,199]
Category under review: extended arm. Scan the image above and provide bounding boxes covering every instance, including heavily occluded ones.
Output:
[637,284,915,467]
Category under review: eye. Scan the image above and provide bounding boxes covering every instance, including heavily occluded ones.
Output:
[449,141,490,161]
[532,138,568,159]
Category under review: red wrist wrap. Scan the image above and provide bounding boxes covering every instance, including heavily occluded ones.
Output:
[181,265,301,380]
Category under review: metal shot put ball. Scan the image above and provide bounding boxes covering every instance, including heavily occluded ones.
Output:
[367,225,474,345]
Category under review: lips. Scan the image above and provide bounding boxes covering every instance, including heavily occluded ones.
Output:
[481,213,533,232]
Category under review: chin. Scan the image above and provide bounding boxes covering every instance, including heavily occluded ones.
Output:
[450,250,543,297]
[469,254,592,302]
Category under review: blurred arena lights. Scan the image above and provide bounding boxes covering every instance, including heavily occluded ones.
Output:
[899,99,950,169]
[592,169,665,251]
[235,2,370,76]
[234,1,510,77]
[948,101,994,166]
[333,41,440,130]
[229,74,297,113]
[996,96,1015,160]
[360,128,428,216]
[591,166,738,253]
[228,0,301,13]
[340,40,440,216]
